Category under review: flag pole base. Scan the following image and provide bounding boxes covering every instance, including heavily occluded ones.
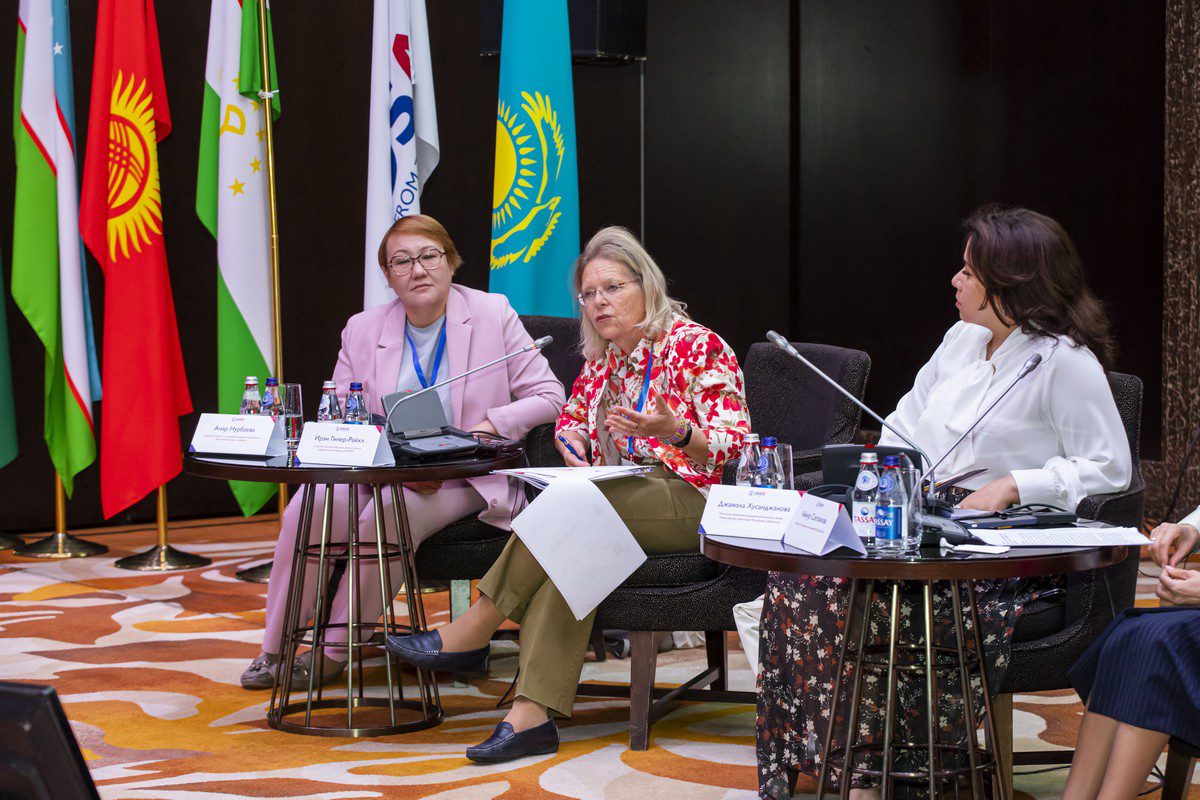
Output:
[236,561,272,583]
[115,545,211,572]
[14,532,108,559]
[0,533,24,551]
[398,580,449,595]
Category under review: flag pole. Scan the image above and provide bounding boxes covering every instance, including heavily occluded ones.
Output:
[237,0,284,585]
[115,483,211,571]
[14,474,107,558]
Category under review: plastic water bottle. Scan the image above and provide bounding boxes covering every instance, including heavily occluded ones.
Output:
[874,455,910,554]
[759,437,785,489]
[343,382,368,424]
[260,376,281,416]
[851,449,880,549]
[734,433,762,487]
[239,376,261,415]
[317,380,341,422]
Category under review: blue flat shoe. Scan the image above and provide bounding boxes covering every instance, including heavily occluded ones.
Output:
[384,629,490,677]
[466,719,559,763]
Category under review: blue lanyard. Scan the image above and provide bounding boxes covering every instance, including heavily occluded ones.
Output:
[405,321,447,389]
[628,351,654,456]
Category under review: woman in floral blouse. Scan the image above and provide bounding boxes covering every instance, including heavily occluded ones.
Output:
[386,225,750,763]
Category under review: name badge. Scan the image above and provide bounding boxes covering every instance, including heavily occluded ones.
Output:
[295,422,395,467]
[190,413,286,458]
[783,492,866,556]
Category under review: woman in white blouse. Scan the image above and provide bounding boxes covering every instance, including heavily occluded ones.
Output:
[752,206,1133,800]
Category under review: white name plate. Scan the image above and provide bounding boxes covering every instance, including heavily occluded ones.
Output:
[699,485,804,542]
[190,413,286,458]
[783,492,866,556]
[295,422,395,467]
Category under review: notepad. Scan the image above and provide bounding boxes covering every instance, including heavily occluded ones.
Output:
[972,527,1149,548]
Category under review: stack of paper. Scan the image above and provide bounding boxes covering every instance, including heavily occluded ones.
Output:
[494,465,653,489]
[972,527,1149,547]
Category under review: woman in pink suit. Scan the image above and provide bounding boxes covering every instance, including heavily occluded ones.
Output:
[240,214,565,689]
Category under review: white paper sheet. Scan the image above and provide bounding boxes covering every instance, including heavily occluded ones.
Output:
[494,465,652,488]
[510,476,648,620]
[973,527,1148,547]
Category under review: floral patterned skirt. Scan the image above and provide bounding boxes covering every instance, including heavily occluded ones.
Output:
[756,573,1040,799]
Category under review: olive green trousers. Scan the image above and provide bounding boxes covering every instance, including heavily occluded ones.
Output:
[477,466,707,717]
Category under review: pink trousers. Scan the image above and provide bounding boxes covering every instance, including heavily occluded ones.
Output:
[261,480,486,656]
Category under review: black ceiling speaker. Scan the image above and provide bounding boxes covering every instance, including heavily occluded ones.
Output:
[0,683,100,800]
[480,0,647,62]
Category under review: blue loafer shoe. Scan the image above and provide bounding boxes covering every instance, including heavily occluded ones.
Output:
[466,719,559,763]
[384,629,490,677]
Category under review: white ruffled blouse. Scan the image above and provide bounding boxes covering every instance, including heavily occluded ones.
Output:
[879,321,1132,510]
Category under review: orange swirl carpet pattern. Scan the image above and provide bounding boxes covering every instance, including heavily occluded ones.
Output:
[0,518,1195,799]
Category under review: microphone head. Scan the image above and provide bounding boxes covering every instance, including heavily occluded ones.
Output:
[766,330,790,349]
[1018,353,1043,378]
[533,335,553,349]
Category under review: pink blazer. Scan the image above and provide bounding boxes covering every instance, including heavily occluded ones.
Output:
[330,284,566,528]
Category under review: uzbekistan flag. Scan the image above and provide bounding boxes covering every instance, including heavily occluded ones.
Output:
[488,0,580,317]
[80,0,192,518]
[363,0,439,310]
[12,0,102,496]
[197,0,279,515]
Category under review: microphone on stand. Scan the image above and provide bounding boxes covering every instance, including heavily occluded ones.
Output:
[765,330,938,507]
[382,335,554,425]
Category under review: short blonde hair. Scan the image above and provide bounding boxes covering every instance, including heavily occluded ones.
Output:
[573,226,688,361]
[376,214,464,273]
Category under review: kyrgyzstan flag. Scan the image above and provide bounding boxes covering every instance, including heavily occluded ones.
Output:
[80,0,192,518]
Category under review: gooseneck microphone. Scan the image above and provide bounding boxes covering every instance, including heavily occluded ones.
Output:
[916,352,1043,493]
[766,330,938,507]
[383,335,554,422]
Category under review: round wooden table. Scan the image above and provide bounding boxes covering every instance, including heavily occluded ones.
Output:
[701,535,1127,800]
[186,451,523,737]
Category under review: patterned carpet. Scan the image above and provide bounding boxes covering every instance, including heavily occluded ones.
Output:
[0,518,1195,799]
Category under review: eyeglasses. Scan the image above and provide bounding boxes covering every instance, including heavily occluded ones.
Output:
[386,249,445,276]
[577,280,639,307]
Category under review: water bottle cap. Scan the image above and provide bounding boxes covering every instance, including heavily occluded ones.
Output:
[762,436,778,447]
[860,451,878,464]
[349,381,363,391]
[245,376,258,384]
[265,377,279,386]
[323,380,337,388]
[744,433,760,443]
[882,455,901,466]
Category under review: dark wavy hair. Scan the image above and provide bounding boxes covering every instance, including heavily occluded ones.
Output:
[963,205,1115,368]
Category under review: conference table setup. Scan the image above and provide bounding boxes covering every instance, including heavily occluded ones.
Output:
[2,2,1197,800]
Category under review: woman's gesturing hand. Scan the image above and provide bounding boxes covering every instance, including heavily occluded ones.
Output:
[1149,522,1200,568]
[956,475,1020,512]
[606,394,678,441]
[555,430,589,467]
[1156,565,1200,607]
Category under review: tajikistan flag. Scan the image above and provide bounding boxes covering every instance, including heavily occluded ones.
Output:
[12,0,102,497]
[197,0,280,515]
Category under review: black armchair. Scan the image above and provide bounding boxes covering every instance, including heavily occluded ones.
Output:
[993,372,1145,792]
[413,315,583,611]
[578,341,872,750]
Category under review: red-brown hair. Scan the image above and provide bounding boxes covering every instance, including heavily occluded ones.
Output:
[376,214,463,273]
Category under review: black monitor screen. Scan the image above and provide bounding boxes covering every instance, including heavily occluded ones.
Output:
[0,682,100,800]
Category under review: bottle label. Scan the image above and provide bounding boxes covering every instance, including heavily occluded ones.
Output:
[855,470,879,491]
[852,501,875,539]
[875,506,900,541]
[878,473,895,493]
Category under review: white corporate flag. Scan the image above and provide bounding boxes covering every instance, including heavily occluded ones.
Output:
[364,0,439,309]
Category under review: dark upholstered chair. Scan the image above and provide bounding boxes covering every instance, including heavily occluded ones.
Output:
[577,341,872,750]
[1163,737,1199,800]
[993,372,1145,793]
[413,315,583,614]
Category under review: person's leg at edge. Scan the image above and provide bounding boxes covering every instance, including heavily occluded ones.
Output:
[1063,709,1120,800]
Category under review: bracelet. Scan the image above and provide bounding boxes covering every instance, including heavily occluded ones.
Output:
[666,419,691,446]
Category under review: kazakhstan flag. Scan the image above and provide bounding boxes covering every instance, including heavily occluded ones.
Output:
[489,0,580,317]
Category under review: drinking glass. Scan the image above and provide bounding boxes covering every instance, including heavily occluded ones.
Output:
[898,460,922,551]
[776,443,794,490]
[281,383,303,450]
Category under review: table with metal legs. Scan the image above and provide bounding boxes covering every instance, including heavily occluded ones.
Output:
[185,451,522,737]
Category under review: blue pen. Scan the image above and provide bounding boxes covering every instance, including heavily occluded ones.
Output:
[557,435,584,461]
